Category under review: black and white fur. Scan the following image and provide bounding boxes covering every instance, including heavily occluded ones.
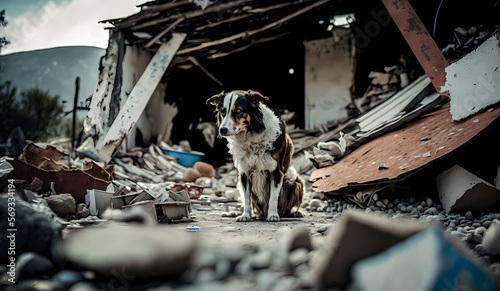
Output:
[207,90,304,222]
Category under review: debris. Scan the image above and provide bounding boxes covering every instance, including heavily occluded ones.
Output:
[186,225,201,232]
[16,252,55,279]
[0,197,62,265]
[9,143,111,203]
[0,156,14,178]
[183,167,203,182]
[61,223,197,278]
[311,210,427,289]
[281,225,313,253]
[193,161,216,178]
[442,36,500,121]
[482,219,500,255]
[45,194,76,216]
[436,165,500,214]
[117,201,157,225]
[85,189,113,217]
[352,226,495,291]
[378,163,389,170]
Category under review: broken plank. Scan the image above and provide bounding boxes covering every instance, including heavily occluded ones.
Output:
[144,16,185,48]
[177,0,330,55]
[381,0,448,96]
[96,33,186,164]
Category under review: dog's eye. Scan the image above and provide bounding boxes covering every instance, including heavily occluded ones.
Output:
[220,108,226,116]
[235,108,242,114]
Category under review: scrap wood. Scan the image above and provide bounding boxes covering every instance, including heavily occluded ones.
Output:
[9,159,111,204]
[20,142,68,167]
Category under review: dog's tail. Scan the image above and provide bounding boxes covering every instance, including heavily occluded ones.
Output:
[279,166,305,215]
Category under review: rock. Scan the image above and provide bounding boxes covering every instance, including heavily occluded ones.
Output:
[425,197,433,207]
[475,227,488,236]
[281,225,313,252]
[62,223,197,278]
[469,234,483,245]
[51,270,84,291]
[482,220,500,255]
[424,207,438,215]
[483,220,492,228]
[490,262,500,278]
[214,259,232,280]
[45,194,76,216]
[251,249,273,270]
[465,211,473,220]
[68,282,98,291]
[289,248,310,267]
[309,199,321,208]
[257,270,278,291]
[417,205,423,212]
[0,198,62,265]
[17,252,54,278]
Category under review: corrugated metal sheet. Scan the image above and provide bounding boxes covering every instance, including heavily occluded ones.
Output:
[310,104,500,193]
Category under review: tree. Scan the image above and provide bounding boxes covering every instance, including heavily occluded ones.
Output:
[0,81,64,142]
[0,10,9,53]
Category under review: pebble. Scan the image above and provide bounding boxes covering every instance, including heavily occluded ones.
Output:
[483,220,492,228]
[309,199,321,208]
[465,211,473,220]
[417,205,423,212]
[251,250,273,270]
[375,201,386,209]
[425,197,433,207]
[289,248,310,267]
[424,207,439,215]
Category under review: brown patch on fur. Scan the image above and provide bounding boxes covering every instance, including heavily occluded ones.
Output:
[271,133,304,216]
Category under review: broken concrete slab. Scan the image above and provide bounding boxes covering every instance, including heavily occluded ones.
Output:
[61,223,197,278]
[436,164,500,214]
[311,210,427,289]
[352,226,495,291]
[442,36,500,121]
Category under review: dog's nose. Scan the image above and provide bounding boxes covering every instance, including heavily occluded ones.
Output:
[220,127,228,135]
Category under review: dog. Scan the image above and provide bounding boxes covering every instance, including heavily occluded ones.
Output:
[206,90,304,222]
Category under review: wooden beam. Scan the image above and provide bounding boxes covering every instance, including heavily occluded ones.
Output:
[96,33,186,164]
[144,16,185,48]
[130,0,253,31]
[177,0,331,55]
[381,0,449,96]
[208,32,289,59]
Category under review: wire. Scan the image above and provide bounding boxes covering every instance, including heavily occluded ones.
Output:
[433,0,445,38]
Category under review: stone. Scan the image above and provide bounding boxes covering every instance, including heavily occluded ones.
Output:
[0,198,62,265]
[417,205,423,212]
[465,211,473,220]
[68,282,98,291]
[251,250,273,270]
[281,225,313,252]
[490,262,500,278]
[45,194,76,216]
[309,199,321,208]
[17,252,54,278]
[483,220,492,228]
[51,270,84,291]
[257,270,278,291]
[62,223,197,278]
[425,197,433,207]
[424,207,439,215]
[469,234,483,245]
[482,220,500,255]
[289,248,310,267]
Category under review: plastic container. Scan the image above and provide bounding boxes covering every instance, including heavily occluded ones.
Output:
[161,148,205,167]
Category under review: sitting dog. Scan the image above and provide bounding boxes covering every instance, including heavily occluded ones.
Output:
[206,90,304,222]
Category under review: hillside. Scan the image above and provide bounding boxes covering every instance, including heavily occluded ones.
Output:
[0,46,105,118]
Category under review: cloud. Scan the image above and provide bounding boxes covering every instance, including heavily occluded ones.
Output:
[2,0,142,55]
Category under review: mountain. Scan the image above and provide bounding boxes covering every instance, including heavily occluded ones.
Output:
[0,46,105,118]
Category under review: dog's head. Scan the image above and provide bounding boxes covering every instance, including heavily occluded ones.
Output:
[206,90,269,137]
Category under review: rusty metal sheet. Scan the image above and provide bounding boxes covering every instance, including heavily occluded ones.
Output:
[310,103,500,193]
[381,0,449,96]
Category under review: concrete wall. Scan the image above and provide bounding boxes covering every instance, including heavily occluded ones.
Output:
[304,30,354,130]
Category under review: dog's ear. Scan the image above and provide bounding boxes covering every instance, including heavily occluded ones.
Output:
[206,91,225,106]
[247,90,269,104]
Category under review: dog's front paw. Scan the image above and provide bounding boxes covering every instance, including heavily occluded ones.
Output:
[267,213,280,222]
[236,214,251,222]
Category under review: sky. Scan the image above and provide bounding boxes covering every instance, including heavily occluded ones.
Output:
[0,0,144,55]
